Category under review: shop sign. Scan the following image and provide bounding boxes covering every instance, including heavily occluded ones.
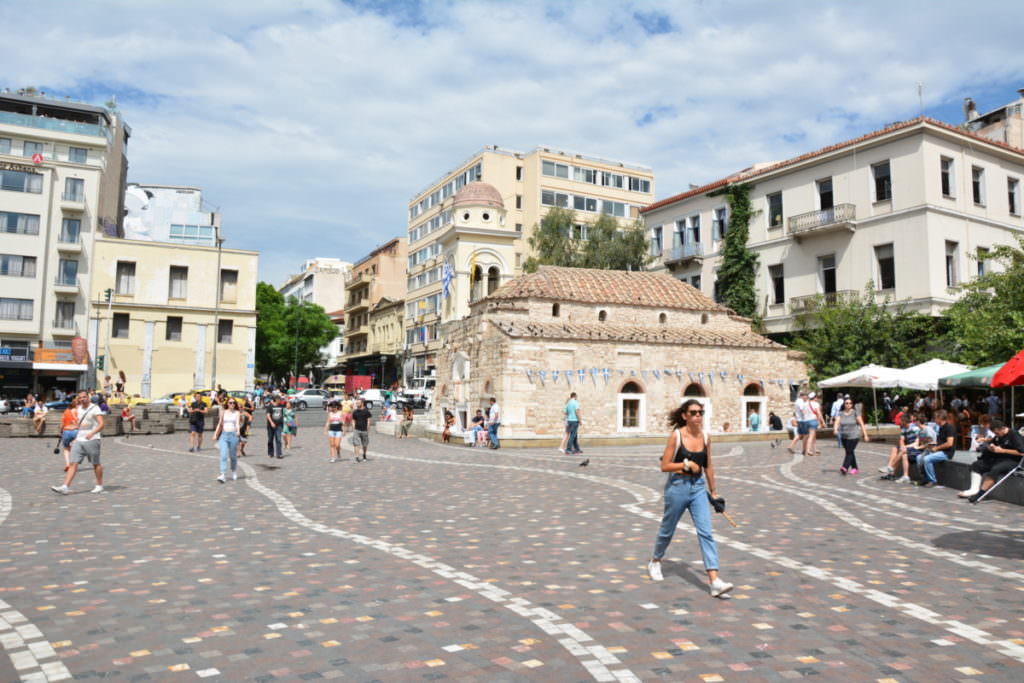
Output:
[0,160,37,173]
[33,347,76,364]
[0,347,30,362]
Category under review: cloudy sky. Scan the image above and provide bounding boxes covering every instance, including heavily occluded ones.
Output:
[4,0,1022,286]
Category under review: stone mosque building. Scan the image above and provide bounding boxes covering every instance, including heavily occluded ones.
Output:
[435,266,809,445]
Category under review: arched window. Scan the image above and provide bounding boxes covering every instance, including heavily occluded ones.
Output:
[658,312,667,324]
[618,381,645,430]
[552,303,560,317]
[683,383,705,397]
[470,265,484,302]
[743,383,764,396]
[598,310,607,322]
[487,266,500,295]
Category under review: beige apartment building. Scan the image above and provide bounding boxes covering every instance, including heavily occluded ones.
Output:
[964,88,1024,149]
[642,117,1024,335]
[368,297,404,386]
[404,145,655,377]
[278,257,352,382]
[90,235,258,398]
[0,92,129,397]
[341,238,406,384]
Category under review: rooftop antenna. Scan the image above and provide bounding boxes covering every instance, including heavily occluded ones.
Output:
[917,83,924,118]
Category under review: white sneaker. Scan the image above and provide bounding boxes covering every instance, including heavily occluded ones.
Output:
[216,474,226,484]
[647,561,663,582]
[50,484,69,495]
[232,471,237,481]
[896,475,910,483]
[710,578,734,598]
[558,448,565,454]
[878,465,893,474]
[90,485,104,494]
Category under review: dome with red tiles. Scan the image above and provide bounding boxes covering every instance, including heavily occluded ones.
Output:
[451,181,504,210]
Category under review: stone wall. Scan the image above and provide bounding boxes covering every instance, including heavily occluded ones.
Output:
[436,315,808,437]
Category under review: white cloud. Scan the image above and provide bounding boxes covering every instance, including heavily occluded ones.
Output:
[2,0,1022,285]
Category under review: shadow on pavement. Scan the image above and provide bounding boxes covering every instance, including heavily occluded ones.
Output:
[931,530,1024,560]
[662,560,709,591]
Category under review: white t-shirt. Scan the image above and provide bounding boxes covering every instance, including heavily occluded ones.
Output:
[488,403,501,424]
[75,404,103,441]
[809,400,821,421]
[794,398,809,421]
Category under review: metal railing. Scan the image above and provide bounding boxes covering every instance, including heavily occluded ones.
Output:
[788,203,856,236]
[0,111,111,140]
[58,232,81,244]
[61,191,85,202]
[665,241,703,264]
[53,276,79,287]
[790,289,859,311]
[52,318,76,330]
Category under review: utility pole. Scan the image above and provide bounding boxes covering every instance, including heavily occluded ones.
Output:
[293,311,301,385]
[102,287,113,381]
[211,224,223,392]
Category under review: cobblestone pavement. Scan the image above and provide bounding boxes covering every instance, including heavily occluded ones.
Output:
[1,417,1023,682]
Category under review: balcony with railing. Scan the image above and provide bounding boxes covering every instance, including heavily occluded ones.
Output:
[57,231,82,252]
[51,318,78,335]
[787,203,856,241]
[789,289,859,312]
[0,110,111,140]
[53,276,80,293]
[663,241,704,267]
[60,191,86,212]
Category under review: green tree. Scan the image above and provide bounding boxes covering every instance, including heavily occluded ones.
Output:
[791,284,942,382]
[524,207,579,272]
[524,208,650,272]
[255,282,337,380]
[711,183,759,318]
[944,236,1024,365]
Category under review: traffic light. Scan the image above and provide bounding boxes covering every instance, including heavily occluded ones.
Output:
[104,288,113,303]
[96,355,105,371]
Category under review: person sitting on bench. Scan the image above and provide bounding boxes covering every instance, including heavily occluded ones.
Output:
[966,419,1024,503]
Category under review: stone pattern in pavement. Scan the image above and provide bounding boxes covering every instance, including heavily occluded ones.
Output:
[0,416,1021,681]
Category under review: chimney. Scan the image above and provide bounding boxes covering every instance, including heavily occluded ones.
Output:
[963,97,978,122]
[1018,88,1024,99]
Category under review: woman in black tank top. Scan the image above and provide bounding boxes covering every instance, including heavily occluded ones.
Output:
[647,399,734,598]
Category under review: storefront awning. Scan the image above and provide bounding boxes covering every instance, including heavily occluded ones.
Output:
[32,362,88,372]
[0,359,32,369]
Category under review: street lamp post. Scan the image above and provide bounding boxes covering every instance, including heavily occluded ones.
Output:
[211,225,224,392]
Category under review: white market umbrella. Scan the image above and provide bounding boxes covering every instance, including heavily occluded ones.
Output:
[818,364,903,428]
[899,359,972,391]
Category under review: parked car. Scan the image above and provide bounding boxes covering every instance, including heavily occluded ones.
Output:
[291,388,330,411]
[357,389,389,410]
[45,399,73,411]
[0,398,26,415]
[149,393,179,406]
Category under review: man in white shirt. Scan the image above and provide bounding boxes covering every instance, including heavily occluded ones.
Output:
[487,397,501,450]
[790,391,809,453]
[51,392,106,494]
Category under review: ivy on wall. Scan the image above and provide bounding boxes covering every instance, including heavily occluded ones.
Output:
[710,183,760,319]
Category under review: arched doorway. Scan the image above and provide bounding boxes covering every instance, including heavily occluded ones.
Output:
[742,382,766,432]
[617,381,645,431]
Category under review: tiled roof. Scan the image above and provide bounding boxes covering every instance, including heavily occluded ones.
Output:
[485,266,728,312]
[641,117,1024,214]
[490,318,783,349]
[452,181,504,210]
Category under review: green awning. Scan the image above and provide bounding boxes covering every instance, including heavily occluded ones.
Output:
[938,363,1005,388]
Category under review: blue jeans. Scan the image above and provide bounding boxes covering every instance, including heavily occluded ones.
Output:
[219,432,239,474]
[266,425,283,457]
[488,423,500,448]
[921,451,950,483]
[566,421,581,453]
[652,476,719,571]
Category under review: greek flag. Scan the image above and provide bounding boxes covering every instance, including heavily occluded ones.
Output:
[442,260,454,298]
